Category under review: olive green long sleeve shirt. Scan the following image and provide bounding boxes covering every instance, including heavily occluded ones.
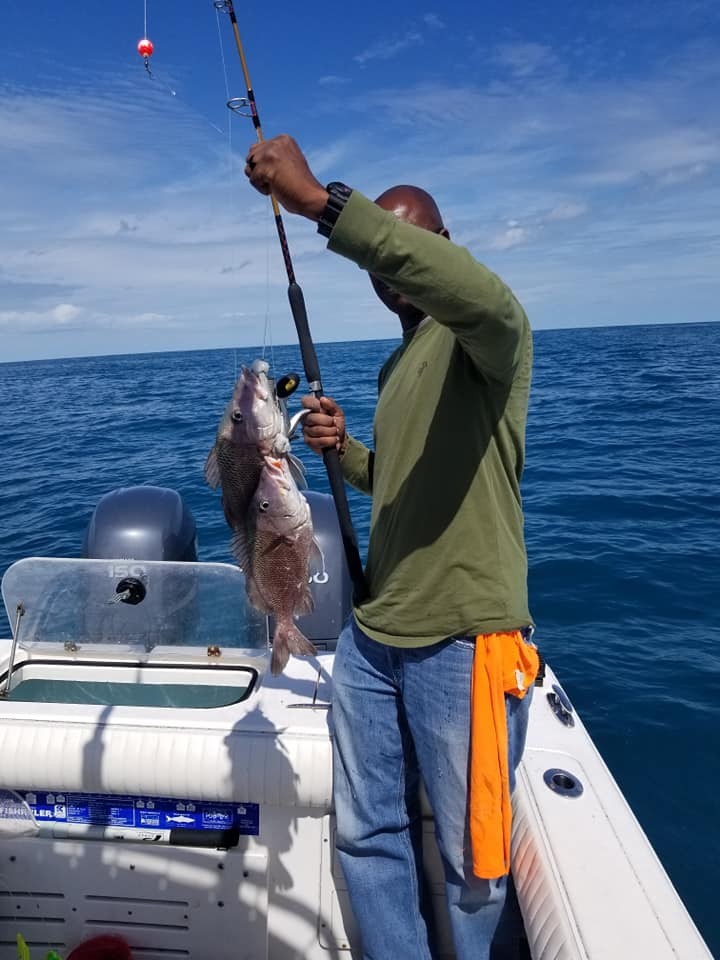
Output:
[328,190,533,646]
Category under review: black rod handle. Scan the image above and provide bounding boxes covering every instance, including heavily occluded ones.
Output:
[288,281,322,387]
[287,281,368,602]
[323,446,368,602]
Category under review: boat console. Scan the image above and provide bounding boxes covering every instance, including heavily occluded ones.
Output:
[0,486,363,960]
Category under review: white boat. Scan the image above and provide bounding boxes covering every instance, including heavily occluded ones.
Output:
[0,486,712,959]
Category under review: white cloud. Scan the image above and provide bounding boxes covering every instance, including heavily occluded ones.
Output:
[656,163,708,186]
[0,303,83,332]
[493,43,560,79]
[318,75,350,86]
[51,303,82,324]
[354,31,423,66]
[490,225,531,250]
[547,202,589,221]
[122,312,176,328]
[423,13,445,29]
[306,139,357,178]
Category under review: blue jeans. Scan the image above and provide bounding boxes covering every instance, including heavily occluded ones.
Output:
[332,615,532,960]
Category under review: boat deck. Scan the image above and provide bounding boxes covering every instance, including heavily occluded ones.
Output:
[0,636,712,959]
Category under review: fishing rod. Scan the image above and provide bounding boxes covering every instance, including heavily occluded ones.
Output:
[214,0,368,602]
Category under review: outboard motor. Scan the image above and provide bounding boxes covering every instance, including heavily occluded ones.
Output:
[83,486,198,562]
[81,487,199,648]
[295,490,353,648]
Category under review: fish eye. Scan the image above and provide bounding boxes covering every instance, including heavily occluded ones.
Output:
[259,499,270,512]
[231,410,244,423]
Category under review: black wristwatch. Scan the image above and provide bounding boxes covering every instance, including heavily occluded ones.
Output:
[317,181,353,238]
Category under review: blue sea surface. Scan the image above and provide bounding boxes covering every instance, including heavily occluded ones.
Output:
[1,322,719,953]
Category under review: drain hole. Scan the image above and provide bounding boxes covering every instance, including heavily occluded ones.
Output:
[543,767,584,798]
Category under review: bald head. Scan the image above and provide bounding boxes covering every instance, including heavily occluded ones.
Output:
[369,186,449,328]
[374,185,446,234]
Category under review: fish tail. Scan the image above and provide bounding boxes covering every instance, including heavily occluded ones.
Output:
[271,619,316,675]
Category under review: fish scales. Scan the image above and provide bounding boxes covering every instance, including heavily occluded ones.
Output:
[245,456,316,675]
[212,437,266,531]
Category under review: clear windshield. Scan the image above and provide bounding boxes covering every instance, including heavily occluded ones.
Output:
[2,558,268,661]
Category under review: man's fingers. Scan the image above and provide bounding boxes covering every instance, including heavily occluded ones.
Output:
[305,436,340,451]
[301,394,344,457]
[248,169,271,195]
[319,396,341,415]
[304,424,337,438]
[302,413,337,434]
[301,395,341,415]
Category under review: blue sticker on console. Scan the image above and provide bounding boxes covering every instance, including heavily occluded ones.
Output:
[16,790,259,835]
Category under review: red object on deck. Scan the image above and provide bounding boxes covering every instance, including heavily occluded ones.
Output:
[67,935,133,960]
[137,37,154,58]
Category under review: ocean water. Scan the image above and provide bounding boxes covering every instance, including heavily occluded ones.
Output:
[1,321,719,953]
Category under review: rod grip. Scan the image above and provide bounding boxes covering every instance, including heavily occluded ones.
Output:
[322,446,368,602]
[287,280,368,602]
[288,281,322,388]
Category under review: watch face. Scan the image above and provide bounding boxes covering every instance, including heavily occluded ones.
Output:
[327,181,352,199]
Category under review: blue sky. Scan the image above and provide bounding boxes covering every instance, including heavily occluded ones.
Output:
[1,0,719,361]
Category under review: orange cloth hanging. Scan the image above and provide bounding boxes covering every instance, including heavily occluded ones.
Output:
[469,630,539,879]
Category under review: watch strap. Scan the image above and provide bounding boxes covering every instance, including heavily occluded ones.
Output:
[317,182,353,238]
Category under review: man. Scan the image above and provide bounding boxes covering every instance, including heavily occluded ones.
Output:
[245,135,535,960]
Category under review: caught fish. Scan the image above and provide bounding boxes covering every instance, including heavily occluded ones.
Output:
[204,359,301,530]
[234,456,318,675]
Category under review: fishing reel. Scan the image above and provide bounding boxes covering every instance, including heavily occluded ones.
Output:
[274,372,308,440]
[276,373,300,400]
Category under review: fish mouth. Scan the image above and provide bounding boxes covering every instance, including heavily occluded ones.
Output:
[242,366,270,398]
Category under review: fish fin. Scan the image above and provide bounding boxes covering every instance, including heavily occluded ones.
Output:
[287,451,306,487]
[230,528,251,571]
[221,496,236,529]
[271,619,316,675]
[245,572,272,613]
[204,446,221,488]
[296,586,315,617]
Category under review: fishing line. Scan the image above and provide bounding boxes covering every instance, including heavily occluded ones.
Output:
[214,3,233,155]
[216,2,275,373]
[262,206,275,373]
[138,0,153,75]
[215,0,368,600]
[215,0,245,299]
[215,6,232,104]
[136,3,224,134]
[141,64,225,134]
[215,5,275,371]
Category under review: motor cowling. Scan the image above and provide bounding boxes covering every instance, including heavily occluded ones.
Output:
[293,490,353,645]
[82,486,198,562]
